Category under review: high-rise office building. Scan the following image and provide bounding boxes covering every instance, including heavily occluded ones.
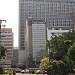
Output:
[19,0,75,64]
[25,18,46,67]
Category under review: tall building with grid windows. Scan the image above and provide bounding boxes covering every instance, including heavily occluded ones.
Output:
[19,0,75,64]
[25,18,46,67]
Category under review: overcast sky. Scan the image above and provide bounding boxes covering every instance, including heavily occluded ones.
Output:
[0,0,19,47]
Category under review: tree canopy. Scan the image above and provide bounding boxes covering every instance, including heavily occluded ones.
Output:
[40,30,75,75]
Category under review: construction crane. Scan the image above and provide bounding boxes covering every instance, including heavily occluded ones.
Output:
[0,19,7,43]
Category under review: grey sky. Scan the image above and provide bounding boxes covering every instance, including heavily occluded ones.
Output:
[0,0,19,47]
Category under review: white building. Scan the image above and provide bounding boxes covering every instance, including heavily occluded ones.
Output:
[47,27,71,40]
[0,28,13,67]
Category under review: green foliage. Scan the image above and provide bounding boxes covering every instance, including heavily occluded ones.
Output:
[40,57,49,69]
[51,36,66,59]
[41,30,75,75]
[46,40,51,49]
[53,52,63,60]
[50,30,75,61]
[0,65,4,74]
[0,44,7,59]
[63,30,75,41]
[67,43,75,61]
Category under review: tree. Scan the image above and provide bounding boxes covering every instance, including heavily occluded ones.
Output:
[0,44,7,59]
[68,43,75,61]
[67,43,75,69]
[0,66,4,74]
[50,30,75,61]
[49,35,67,61]
[40,57,49,69]
[46,40,51,50]
[45,30,75,75]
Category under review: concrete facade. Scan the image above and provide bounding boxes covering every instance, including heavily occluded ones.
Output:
[1,28,13,67]
[19,0,75,64]
[25,18,46,67]
[12,47,19,66]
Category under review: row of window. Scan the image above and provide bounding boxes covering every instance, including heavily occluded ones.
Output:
[48,28,71,30]
[21,2,74,7]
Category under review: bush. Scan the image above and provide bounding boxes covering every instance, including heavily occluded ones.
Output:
[0,66,4,74]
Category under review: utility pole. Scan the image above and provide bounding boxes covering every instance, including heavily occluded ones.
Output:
[0,19,6,44]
